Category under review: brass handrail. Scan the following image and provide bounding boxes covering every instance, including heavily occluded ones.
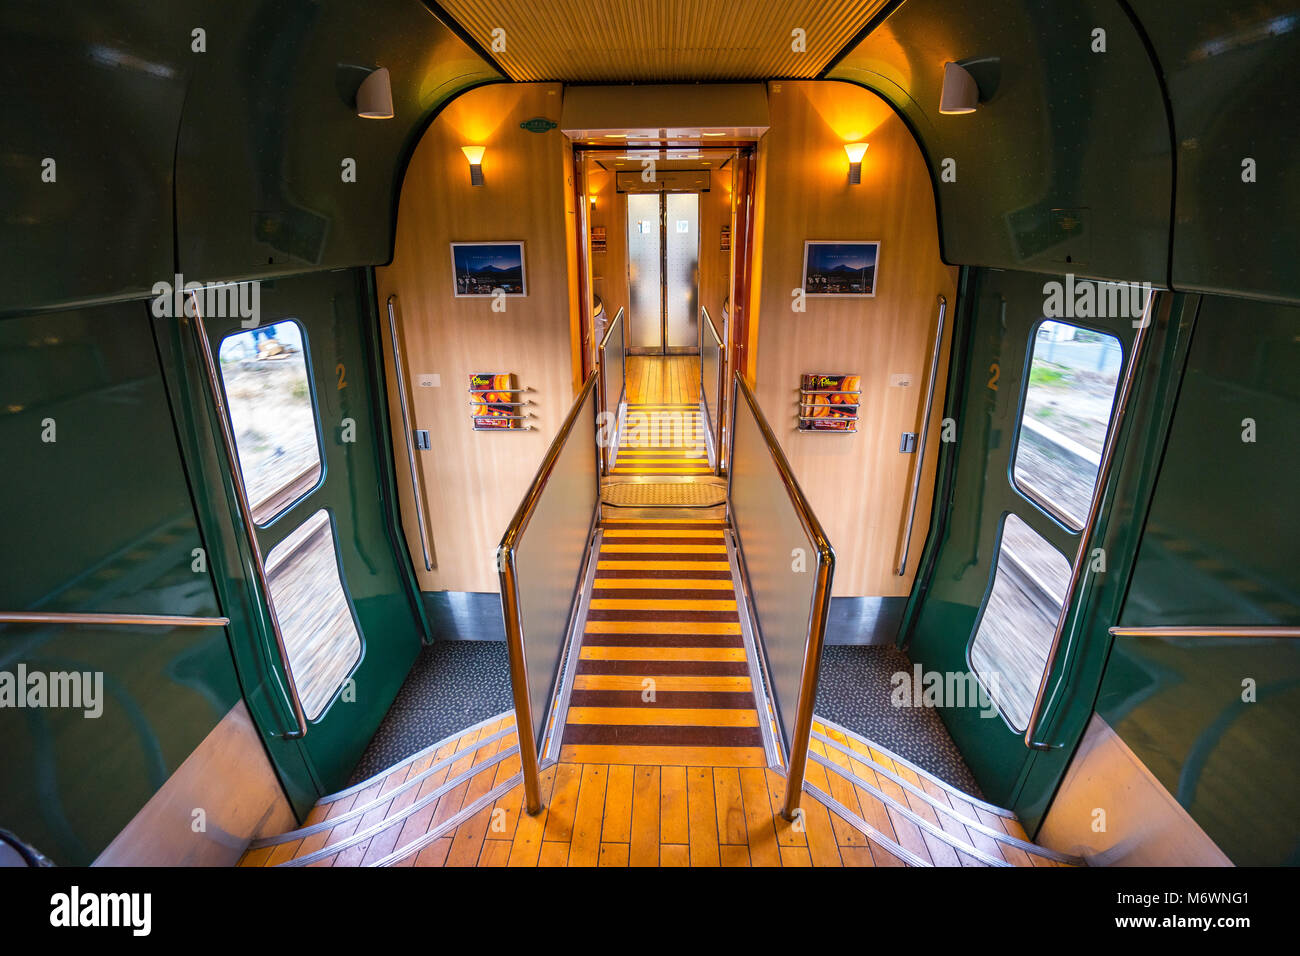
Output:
[730,372,835,820]
[1109,625,1300,639]
[701,307,725,472]
[497,371,600,814]
[189,300,308,740]
[598,308,625,474]
[702,306,723,348]
[896,295,946,575]
[1023,291,1157,751]
[0,612,230,627]
[385,295,434,572]
[598,305,625,352]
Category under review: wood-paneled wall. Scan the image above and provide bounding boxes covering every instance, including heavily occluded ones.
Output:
[699,162,736,341]
[377,83,578,594]
[585,162,628,344]
[750,81,958,598]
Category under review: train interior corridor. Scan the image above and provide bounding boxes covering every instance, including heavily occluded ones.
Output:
[240,349,1068,868]
[1,0,1296,885]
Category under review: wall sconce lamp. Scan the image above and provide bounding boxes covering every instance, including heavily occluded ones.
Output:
[844,142,869,185]
[461,146,485,186]
[356,67,394,119]
[939,62,979,114]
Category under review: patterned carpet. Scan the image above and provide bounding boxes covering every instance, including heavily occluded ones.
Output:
[814,645,984,797]
[346,641,513,785]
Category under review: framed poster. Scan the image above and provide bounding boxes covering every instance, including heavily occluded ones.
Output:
[801,241,880,297]
[451,242,527,297]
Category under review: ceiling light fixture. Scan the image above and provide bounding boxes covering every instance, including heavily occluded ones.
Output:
[939,62,979,114]
[356,67,394,119]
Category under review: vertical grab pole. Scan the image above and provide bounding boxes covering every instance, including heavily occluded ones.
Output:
[385,295,434,571]
[896,295,947,575]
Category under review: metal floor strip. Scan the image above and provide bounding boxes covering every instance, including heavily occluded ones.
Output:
[372,773,524,867]
[252,725,520,848]
[815,714,1018,819]
[274,746,520,867]
[800,781,931,868]
[811,732,1081,864]
[315,711,512,805]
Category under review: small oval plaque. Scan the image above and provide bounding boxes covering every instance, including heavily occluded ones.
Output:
[520,117,557,133]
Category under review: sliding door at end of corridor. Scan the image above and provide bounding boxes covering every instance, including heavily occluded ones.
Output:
[626,190,700,355]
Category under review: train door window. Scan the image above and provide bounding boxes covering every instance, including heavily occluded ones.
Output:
[264,509,362,720]
[968,513,1072,731]
[217,320,323,524]
[1011,320,1123,528]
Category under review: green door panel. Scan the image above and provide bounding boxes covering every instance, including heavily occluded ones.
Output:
[174,0,501,281]
[0,3,190,315]
[0,0,501,317]
[1127,0,1300,304]
[0,303,242,864]
[189,270,424,794]
[902,269,1193,820]
[1095,294,1300,864]
[1122,296,1300,626]
[828,0,1173,286]
[1098,635,1300,865]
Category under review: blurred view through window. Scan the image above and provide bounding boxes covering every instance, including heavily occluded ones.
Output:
[970,514,1072,731]
[218,320,322,524]
[1012,320,1124,528]
[265,509,361,721]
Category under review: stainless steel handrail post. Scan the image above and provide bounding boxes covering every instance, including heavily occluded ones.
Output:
[731,373,836,820]
[701,307,724,472]
[497,372,600,815]
[0,612,231,627]
[1023,291,1157,750]
[597,308,625,475]
[896,295,946,575]
[1109,625,1300,639]
[385,295,434,571]
[189,299,308,740]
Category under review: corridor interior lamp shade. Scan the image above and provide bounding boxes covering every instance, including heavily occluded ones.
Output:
[461,145,486,185]
[356,67,394,119]
[844,142,869,185]
[939,62,979,114]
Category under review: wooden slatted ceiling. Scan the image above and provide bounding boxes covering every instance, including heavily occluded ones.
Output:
[434,0,894,82]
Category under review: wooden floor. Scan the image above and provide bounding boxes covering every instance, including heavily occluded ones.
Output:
[560,517,767,768]
[625,355,700,405]
[237,710,1072,867]
[409,758,908,867]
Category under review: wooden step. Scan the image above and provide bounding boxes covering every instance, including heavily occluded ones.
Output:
[809,716,1082,867]
[236,714,520,867]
